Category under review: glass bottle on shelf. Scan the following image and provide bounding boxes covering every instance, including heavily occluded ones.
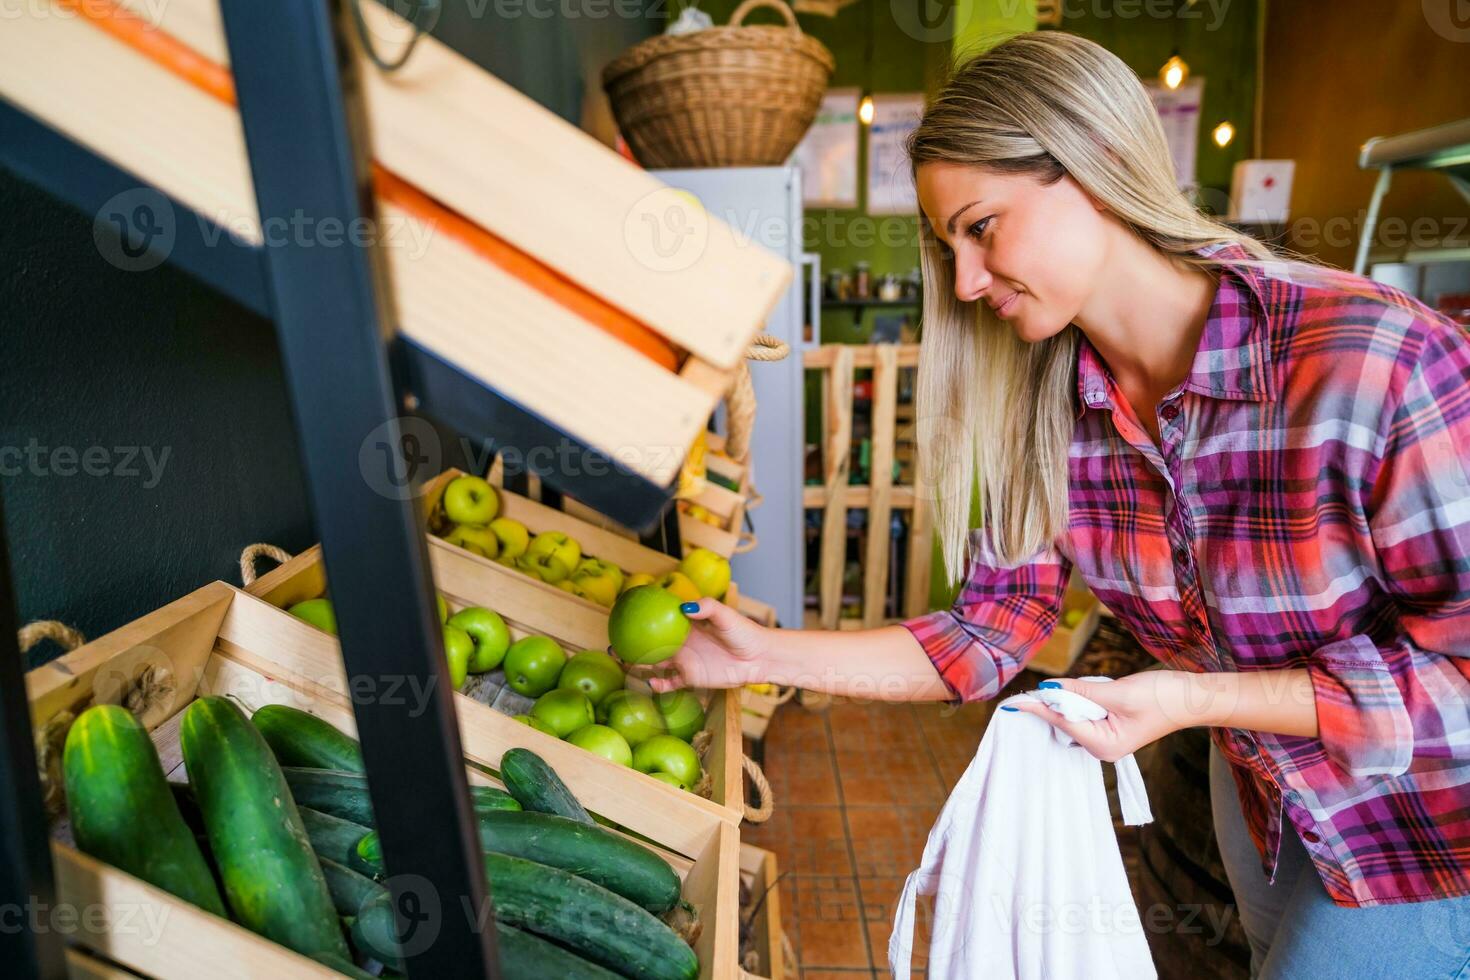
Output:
[878,273,902,302]
[853,261,871,300]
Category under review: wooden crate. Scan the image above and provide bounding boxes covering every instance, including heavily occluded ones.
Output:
[246,534,746,825]
[28,582,741,979]
[1026,577,1103,677]
[803,344,932,629]
[738,844,786,980]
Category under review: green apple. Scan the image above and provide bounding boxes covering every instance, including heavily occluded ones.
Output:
[575,558,625,593]
[287,597,337,635]
[633,735,701,788]
[556,578,577,594]
[569,568,619,607]
[609,586,691,665]
[567,724,632,766]
[503,635,567,697]
[604,692,667,748]
[444,523,500,559]
[596,688,630,724]
[530,689,595,738]
[442,624,473,690]
[442,474,499,525]
[557,650,625,705]
[448,607,511,672]
[515,552,572,585]
[437,592,449,623]
[1062,607,1085,629]
[525,531,581,575]
[655,571,701,604]
[489,517,530,560]
[654,689,706,741]
[620,571,657,595]
[648,771,687,790]
[679,547,731,600]
[513,713,558,737]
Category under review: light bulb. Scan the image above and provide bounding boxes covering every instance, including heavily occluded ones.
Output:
[859,94,875,125]
[1159,54,1188,90]
[1212,121,1235,148]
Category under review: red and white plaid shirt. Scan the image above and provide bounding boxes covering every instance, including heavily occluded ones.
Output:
[902,246,1470,907]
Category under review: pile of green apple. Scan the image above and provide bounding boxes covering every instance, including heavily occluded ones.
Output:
[511,646,706,792]
[435,474,736,610]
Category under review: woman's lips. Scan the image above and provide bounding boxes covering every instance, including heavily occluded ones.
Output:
[993,292,1020,318]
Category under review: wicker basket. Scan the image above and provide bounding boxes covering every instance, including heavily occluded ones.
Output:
[602,0,835,169]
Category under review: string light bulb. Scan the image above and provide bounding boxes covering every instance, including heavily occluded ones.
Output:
[1159,53,1189,90]
[1212,121,1235,148]
[859,94,875,126]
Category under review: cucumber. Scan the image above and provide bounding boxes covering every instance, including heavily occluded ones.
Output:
[281,767,519,826]
[349,809,676,912]
[62,705,226,916]
[179,697,349,959]
[318,856,386,917]
[251,704,364,772]
[499,748,593,825]
[352,831,383,880]
[482,852,698,980]
[352,889,624,979]
[298,805,373,867]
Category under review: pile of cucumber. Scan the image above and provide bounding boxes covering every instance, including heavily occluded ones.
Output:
[62,700,699,980]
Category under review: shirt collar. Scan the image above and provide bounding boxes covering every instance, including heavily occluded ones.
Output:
[1075,242,1278,416]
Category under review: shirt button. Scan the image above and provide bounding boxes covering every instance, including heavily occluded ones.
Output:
[1161,403,1181,422]
[1174,546,1190,565]
[1301,830,1321,844]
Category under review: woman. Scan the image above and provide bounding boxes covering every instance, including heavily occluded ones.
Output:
[653,32,1470,979]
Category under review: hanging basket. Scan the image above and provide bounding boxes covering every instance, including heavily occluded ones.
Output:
[602,0,835,169]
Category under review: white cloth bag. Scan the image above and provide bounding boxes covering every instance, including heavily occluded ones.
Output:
[889,677,1156,980]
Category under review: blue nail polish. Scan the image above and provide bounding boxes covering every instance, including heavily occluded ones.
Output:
[1038,680,1061,689]
[680,602,699,614]
[999,705,1018,712]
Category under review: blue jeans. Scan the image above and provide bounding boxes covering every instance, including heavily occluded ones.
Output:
[1209,739,1470,979]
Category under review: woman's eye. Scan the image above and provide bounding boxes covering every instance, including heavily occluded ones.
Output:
[967,216,993,240]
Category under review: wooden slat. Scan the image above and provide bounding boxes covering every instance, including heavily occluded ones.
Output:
[862,345,898,628]
[904,486,934,619]
[802,343,921,370]
[66,947,146,980]
[804,485,918,509]
[818,346,854,630]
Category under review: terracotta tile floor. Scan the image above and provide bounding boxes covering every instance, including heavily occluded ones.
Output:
[742,620,1242,979]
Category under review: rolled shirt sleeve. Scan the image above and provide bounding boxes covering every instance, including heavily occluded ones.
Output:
[1308,317,1470,779]
[901,531,1071,702]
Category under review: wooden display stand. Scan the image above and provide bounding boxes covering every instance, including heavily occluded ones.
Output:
[803,344,932,629]
[738,844,786,980]
[27,582,741,978]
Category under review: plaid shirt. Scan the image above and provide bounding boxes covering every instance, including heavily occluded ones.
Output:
[902,246,1470,907]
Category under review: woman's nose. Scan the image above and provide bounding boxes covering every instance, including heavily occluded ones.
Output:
[953,253,992,303]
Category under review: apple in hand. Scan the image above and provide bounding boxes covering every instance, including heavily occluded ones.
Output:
[445,523,500,559]
[679,547,730,600]
[655,571,701,604]
[567,724,632,767]
[515,552,572,585]
[525,531,581,576]
[604,692,667,748]
[489,517,530,560]
[287,597,337,635]
[608,586,691,666]
[633,735,702,789]
[442,475,499,526]
[558,650,625,706]
[443,624,474,690]
[448,606,511,672]
[654,689,706,741]
[513,713,558,737]
[531,689,595,738]
[504,635,567,697]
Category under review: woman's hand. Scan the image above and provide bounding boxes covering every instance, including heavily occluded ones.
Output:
[1004,671,1205,762]
[646,599,775,693]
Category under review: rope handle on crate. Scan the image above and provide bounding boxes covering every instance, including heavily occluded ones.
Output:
[22,621,87,817]
[240,543,294,587]
[730,0,801,29]
[743,755,775,823]
[18,620,86,657]
[725,334,790,465]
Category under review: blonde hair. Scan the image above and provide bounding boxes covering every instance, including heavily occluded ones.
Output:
[909,31,1279,583]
